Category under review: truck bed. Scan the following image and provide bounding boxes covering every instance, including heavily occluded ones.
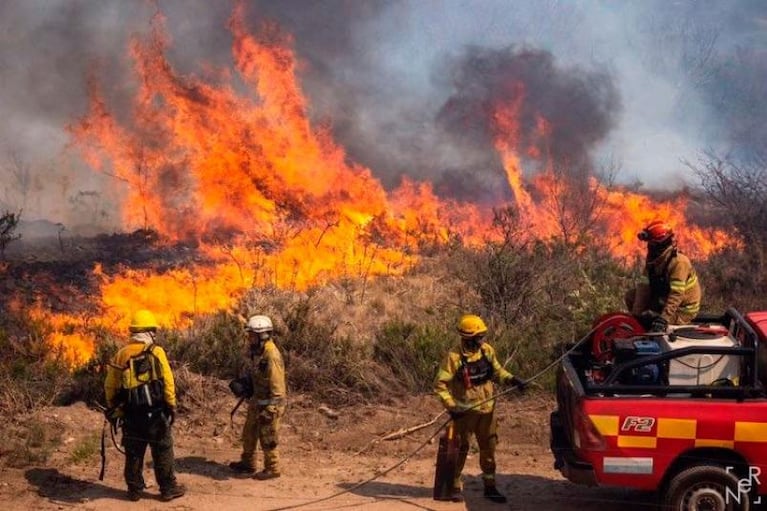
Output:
[551,308,767,493]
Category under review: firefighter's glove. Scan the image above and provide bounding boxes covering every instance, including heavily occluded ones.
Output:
[638,310,660,330]
[649,316,669,333]
[509,375,528,392]
[228,376,254,399]
[259,405,278,423]
[447,406,466,421]
[104,406,123,426]
[164,406,176,426]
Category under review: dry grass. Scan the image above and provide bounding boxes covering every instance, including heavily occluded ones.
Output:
[3,232,760,427]
[237,255,475,348]
[0,414,64,468]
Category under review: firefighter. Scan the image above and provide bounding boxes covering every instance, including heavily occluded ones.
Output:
[229,315,286,479]
[433,314,526,504]
[625,220,702,332]
[103,309,186,502]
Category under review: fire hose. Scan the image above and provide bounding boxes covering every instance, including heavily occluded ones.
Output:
[230,395,247,428]
[97,404,126,481]
[263,323,601,511]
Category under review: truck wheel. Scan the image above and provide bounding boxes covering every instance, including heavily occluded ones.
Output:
[663,465,750,511]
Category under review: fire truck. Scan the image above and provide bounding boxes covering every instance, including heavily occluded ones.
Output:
[550,308,767,510]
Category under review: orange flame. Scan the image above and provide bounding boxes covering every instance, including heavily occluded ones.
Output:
[25,5,734,366]
[491,84,733,260]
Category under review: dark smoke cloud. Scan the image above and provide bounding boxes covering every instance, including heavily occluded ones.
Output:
[433,46,620,200]
[0,0,765,229]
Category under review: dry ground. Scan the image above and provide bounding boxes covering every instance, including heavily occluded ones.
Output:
[0,393,658,511]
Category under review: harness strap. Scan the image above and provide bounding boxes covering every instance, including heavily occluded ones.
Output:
[457,347,494,387]
[256,398,284,406]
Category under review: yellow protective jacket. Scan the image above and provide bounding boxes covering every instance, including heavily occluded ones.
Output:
[104,341,177,409]
[638,247,701,324]
[434,342,513,414]
[248,339,286,409]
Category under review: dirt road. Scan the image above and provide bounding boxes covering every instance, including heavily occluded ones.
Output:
[0,395,658,511]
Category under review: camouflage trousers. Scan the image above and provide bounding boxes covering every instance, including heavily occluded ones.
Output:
[452,411,498,489]
[122,409,177,493]
[240,404,284,472]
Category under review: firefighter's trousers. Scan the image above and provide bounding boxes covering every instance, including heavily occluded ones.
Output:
[453,411,498,488]
[122,410,178,493]
[240,404,284,472]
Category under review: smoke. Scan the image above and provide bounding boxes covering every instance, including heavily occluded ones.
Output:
[433,46,620,200]
[0,0,765,229]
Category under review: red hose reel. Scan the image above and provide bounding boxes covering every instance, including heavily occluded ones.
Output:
[590,312,645,364]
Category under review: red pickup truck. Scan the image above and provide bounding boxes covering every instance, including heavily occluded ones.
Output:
[551,308,767,510]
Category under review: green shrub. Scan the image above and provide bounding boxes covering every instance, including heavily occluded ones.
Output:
[444,234,635,391]
[70,433,100,464]
[372,320,452,393]
[697,246,767,313]
[164,311,247,379]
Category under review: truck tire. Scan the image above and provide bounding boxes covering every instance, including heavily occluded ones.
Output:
[662,464,750,511]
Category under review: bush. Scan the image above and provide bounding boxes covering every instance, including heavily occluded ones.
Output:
[446,235,633,390]
[0,210,21,259]
[0,314,72,417]
[69,433,100,464]
[372,320,452,393]
[697,246,767,313]
[164,311,248,379]
[279,295,389,403]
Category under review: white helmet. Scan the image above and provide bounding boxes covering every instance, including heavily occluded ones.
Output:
[245,315,273,333]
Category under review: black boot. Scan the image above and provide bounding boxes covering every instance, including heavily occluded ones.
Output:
[484,485,507,504]
[160,483,186,502]
[450,487,464,502]
[229,461,256,474]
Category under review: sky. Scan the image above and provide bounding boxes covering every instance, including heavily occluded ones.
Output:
[0,0,765,229]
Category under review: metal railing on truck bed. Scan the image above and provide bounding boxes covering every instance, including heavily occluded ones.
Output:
[575,308,765,399]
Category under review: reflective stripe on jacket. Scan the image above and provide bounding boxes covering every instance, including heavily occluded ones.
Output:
[660,252,701,323]
[434,343,513,414]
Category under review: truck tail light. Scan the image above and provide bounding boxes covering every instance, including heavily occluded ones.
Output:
[573,406,606,451]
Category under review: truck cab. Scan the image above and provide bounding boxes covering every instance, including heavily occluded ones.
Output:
[551,308,767,510]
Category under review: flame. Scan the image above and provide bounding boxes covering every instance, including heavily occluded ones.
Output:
[490,84,733,260]
[22,302,95,367]
[18,5,734,366]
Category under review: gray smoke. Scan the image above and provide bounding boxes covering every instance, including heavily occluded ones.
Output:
[433,46,620,200]
[0,0,765,230]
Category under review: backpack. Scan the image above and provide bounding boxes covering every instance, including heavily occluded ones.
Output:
[119,344,166,412]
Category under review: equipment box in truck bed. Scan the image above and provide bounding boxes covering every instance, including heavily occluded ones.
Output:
[550,308,767,510]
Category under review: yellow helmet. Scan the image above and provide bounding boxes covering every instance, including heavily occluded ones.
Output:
[457,314,487,337]
[129,309,159,332]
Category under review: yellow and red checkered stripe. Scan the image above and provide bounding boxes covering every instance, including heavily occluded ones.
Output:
[589,415,767,450]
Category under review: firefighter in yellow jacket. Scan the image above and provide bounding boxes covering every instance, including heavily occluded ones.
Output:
[104,309,185,502]
[434,314,526,504]
[625,221,702,332]
[229,315,286,479]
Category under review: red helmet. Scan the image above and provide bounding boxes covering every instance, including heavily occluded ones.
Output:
[638,220,673,243]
